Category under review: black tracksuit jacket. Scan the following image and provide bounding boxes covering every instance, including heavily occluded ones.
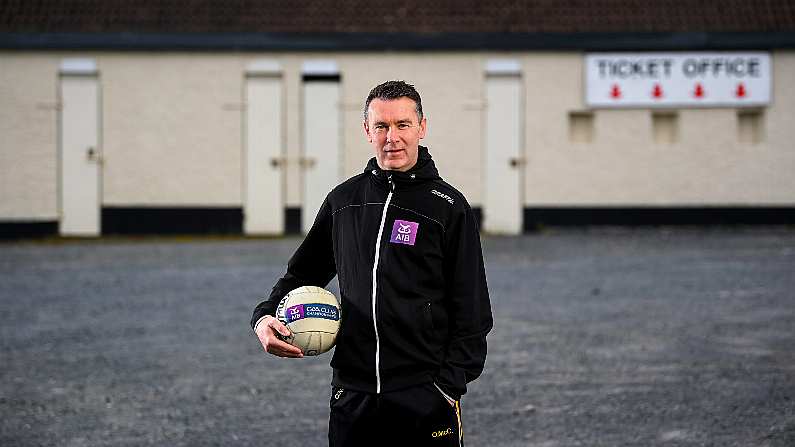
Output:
[251,146,492,400]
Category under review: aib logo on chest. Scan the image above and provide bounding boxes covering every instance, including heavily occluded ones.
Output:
[390,220,419,246]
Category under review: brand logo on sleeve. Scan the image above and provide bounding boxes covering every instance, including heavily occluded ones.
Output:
[389,220,419,246]
[431,189,454,204]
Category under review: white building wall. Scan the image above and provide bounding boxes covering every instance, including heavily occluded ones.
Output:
[523,51,795,206]
[1,50,794,225]
[0,54,59,220]
[266,53,485,208]
[763,50,795,202]
[100,53,243,206]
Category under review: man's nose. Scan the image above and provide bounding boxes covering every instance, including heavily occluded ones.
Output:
[386,126,398,142]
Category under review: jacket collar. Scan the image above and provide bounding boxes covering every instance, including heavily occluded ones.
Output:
[365,146,441,186]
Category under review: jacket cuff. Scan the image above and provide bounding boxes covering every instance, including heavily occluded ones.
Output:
[250,306,275,331]
[434,368,465,401]
[252,315,270,333]
[433,381,460,404]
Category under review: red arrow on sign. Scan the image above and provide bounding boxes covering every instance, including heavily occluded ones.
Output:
[610,84,622,99]
[693,83,705,99]
[652,83,664,99]
[736,83,747,98]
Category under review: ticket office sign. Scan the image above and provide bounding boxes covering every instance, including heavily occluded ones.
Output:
[585,52,771,108]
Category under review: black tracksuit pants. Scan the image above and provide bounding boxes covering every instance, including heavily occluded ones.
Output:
[329,382,463,447]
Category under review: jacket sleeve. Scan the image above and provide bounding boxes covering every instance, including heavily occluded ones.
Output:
[250,196,337,331]
[436,200,493,399]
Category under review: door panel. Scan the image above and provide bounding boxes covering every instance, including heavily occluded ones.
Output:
[484,67,523,234]
[245,72,284,235]
[302,75,341,234]
[59,60,100,236]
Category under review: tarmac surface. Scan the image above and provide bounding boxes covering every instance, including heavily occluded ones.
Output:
[1,228,794,446]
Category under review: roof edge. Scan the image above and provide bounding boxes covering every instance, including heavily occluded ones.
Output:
[2,32,795,52]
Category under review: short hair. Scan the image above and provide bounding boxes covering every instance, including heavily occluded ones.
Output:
[363,80,423,122]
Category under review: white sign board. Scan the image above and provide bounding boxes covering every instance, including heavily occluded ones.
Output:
[585,52,771,108]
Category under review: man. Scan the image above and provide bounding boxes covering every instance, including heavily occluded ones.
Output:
[251,80,492,446]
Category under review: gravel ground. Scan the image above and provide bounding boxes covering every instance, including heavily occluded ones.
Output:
[1,228,794,446]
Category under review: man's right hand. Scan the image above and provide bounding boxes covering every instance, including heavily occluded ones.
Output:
[254,316,304,358]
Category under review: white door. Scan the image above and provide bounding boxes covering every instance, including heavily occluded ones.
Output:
[244,62,284,235]
[59,59,101,236]
[484,60,523,235]
[301,62,341,234]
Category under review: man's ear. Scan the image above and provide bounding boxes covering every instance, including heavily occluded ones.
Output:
[363,120,372,143]
[418,116,427,139]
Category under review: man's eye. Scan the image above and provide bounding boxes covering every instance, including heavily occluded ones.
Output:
[398,124,410,129]
[375,125,387,130]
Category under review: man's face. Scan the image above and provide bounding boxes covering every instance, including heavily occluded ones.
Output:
[364,97,427,172]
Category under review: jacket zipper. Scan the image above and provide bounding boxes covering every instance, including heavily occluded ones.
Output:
[371,174,394,394]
